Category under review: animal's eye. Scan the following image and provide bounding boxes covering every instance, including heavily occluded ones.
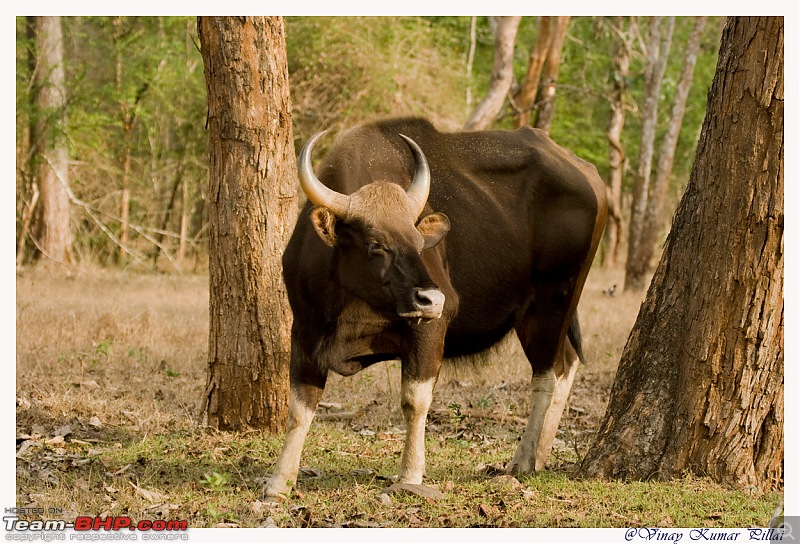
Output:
[367,241,387,255]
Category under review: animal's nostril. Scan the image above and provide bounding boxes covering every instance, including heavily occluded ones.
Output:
[413,288,445,311]
[414,289,433,307]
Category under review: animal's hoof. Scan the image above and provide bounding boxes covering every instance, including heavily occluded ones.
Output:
[506,462,535,478]
[261,488,288,502]
[261,479,291,502]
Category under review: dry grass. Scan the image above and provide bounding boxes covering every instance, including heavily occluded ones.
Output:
[15,263,779,528]
[17,267,208,433]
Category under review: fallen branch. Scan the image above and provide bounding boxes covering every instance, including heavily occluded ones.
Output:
[432,408,527,426]
[462,409,527,426]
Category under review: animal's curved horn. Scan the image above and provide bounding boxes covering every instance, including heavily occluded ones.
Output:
[399,134,430,219]
[298,130,350,219]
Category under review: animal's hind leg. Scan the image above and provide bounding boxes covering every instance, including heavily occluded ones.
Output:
[508,294,574,476]
[508,366,555,476]
[534,339,579,471]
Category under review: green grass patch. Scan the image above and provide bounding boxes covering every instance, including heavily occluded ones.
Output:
[17,421,779,528]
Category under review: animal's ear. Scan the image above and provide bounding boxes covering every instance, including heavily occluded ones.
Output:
[309,206,338,246]
[417,212,450,250]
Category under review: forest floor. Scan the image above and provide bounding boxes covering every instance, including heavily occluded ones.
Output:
[15,263,781,529]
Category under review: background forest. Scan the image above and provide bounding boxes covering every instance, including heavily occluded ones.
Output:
[15,16,723,273]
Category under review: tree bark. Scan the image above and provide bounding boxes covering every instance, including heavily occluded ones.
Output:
[464,16,521,131]
[581,17,783,492]
[638,17,707,269]
[200,16,297,433]
[532,16,570,134]
[625,16,674,290]
[512,17,553,128]
[602,16,632,268]
[31,16,73,265]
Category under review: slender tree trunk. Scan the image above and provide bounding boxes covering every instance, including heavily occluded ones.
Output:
[18,18,38,267]
[200,16,297,433]
[513,16,553,128]
[533,16,570,134]
[119,152,132,252]
[464,16,521,131]
[178,17,196,263]
[31,16,73,265]
[581,17,783,491]
[114,17,132,260]
[152,161,184,267]
[625,16,675,290]
[17,187,40,269]
[638,17,707,267]
[602,16,632,268]
[179,177,189,261]
[465,16,477,113]
[26,17,37,158]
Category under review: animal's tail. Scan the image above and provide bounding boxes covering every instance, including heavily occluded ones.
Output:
[567,311,586,365]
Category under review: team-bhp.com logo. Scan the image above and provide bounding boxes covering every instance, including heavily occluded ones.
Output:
[4,510,188,540]
[73,517,187,531]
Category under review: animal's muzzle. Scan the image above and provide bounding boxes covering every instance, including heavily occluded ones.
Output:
[399,288,445,320]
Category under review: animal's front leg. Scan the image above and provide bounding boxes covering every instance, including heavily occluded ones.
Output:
[262,384,321,499]
[262,345,326,500]
[398,376,437,484]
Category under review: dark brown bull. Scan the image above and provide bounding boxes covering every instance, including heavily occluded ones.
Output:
[264,117,607,498]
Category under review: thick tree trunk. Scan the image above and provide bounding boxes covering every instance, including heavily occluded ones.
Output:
[200,16,297,433]
[512,16,553,128]
[602,16,631,268]
[638,17,707,268]
[532,16,570,134]
[581,17,783,492]
[464,16,521,131]
[625,16,674,290]
[31,16,73,265]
